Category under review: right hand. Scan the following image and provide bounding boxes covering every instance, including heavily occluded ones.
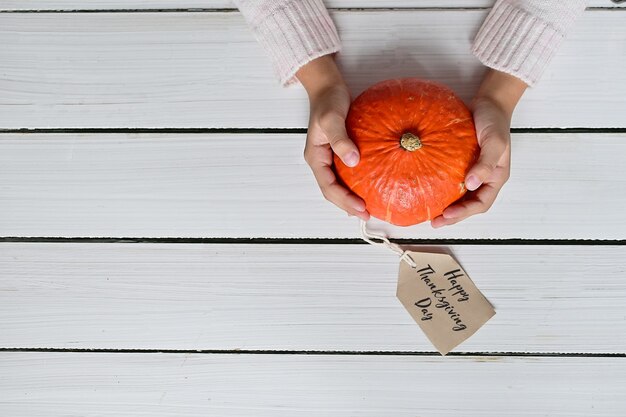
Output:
[297,56,370,220]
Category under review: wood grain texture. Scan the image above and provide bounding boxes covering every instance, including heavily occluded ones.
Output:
[1,132,625,239]
[2,243,626,353]
[1,352,625,416]
[0,1,620,10]
[0,10,624,128]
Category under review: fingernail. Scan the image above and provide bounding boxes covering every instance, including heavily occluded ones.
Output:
[353,202,366,212]
[344,151,359,167]
[465,175,481,191]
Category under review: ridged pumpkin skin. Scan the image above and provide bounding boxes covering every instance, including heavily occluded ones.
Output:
[334,78,479,226]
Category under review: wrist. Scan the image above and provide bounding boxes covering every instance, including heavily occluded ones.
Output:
[296,54,347,102]
[473,69,527,116]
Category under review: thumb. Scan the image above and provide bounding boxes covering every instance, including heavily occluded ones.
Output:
[465,130,508,191]
[321,113,360,167]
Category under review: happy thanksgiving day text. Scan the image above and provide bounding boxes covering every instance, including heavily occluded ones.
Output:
[413,264,470,332]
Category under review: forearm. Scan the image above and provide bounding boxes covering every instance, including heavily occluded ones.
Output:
[233,0,341,86]
[474,69,527,118]
[472,0,586,87]
[296,55,347,101]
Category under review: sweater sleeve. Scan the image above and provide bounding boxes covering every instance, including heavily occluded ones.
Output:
[232,0,341,86]
[472,0,586,87]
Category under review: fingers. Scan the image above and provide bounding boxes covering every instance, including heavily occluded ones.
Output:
[431,97,514,227]
[317,170,369,220]
[321,177,370,221]
[465,128,509,191]
[431,166,509,228]
[436,186,497,227]
[304,84,367,219]
[304,141,370,220]
[319,112,360,167]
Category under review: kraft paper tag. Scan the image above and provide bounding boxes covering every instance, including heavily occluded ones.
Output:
[397,251,495,355]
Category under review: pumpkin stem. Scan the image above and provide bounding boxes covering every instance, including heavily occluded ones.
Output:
[400,132,422,151]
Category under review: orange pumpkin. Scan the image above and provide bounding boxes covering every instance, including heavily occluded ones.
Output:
[334,78,479,226]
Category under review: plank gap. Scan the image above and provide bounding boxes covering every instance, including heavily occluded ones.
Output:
[2,348,626,358]
[2,127,626,134]
[0,7,623,13]
[2,237,626,245]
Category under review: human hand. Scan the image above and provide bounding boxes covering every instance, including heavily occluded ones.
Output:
[297,55,370,220]
[431,69,527,228]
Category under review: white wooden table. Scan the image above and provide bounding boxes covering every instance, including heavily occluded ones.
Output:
[1,1,626,415]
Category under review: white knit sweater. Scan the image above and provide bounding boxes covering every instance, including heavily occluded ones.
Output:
[233,0,586,87]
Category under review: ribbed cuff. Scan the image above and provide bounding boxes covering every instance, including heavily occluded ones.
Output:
[242,0,341,86]
[472,2,569,87]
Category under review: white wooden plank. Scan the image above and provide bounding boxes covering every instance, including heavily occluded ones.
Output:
[0,1,620,11]
[1,132,625,240]
[2,243,625,353]
[0,11,624,129]
[1,352,625,416]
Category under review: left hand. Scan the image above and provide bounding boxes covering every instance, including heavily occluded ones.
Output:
[431,69,527,228]
[431,97,511,228]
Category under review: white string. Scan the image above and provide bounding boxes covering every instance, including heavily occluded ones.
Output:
[359,219,417,268]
